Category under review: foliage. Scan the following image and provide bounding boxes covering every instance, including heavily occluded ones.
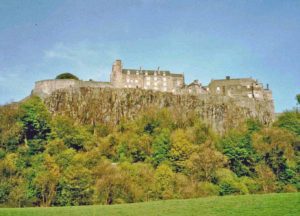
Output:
[55,73,79,80]
[0,96,299,207]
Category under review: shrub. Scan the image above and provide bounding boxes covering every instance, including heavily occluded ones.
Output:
[197,182,219,197]
[55,73,79,80]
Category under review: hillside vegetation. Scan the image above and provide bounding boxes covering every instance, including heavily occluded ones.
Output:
[0,193,299,216]
[0,96,299,207]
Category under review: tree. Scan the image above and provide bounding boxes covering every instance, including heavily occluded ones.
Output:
[255,163,277,193]
[51,116,92,151]
[55,73,79,80]
[274,111,300,136]
[152,129,171,167]
[56,164,93,206]
[93,161,134,204]
[33,154,60,206]
[169,129,195,171]
[0,104,22,152]
[153,164,176,199]
[187,143,227,182]
[19,97,51,141]
[252,128,296,183]
[296,94,300,105]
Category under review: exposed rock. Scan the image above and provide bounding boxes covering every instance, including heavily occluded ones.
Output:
[41,87,274,134]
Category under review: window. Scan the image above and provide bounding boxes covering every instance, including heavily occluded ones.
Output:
[146,77,150,80]
[154,82,157,86]
[163,77,167,81]
[126,78,130,83]
[163,87,167,91]
[135,80,138,83]
[146,81,150,86]
[163,82,167,86]
[154,77,157,81]
[177,81,181,86]
[216,86,220,92]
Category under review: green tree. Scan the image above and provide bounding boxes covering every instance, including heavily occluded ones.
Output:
[18,97,51,155]
[0,104,22,152]
[152,129,171,167]
[274,111,300,136]
[51,116,93,151]
[56,164,93,206]
[55,73,79,80]
[252,128,296,183]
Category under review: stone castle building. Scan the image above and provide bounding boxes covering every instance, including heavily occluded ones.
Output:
[33,59,273,102]
[32,59,274,133]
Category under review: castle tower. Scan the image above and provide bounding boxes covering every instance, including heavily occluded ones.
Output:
[111,59,123,87]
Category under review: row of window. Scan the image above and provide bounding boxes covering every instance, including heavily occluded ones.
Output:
[127,70,167,76]
[123,85,169,92]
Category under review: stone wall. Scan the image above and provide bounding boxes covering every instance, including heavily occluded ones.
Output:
[42,87,274,134]
[33,79,112,98]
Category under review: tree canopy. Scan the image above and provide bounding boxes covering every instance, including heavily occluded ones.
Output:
[55,73,79,80]
[0,96,299,207]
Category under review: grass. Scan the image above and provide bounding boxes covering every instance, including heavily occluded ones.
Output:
[0,193,299,216]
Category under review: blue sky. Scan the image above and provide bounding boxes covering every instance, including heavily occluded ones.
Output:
[0,0,299,112]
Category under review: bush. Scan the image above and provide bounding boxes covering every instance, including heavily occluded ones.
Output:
[197,182,219,197]
[55,73,79,80]
[215,168,249,195]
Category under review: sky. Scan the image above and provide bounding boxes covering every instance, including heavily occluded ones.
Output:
[0,0,299,112]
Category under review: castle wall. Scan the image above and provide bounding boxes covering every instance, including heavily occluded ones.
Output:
[33,79,112,98]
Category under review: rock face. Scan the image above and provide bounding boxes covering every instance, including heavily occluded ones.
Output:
[40,87,274,134]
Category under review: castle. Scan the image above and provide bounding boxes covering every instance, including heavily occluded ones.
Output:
[33,59,273,102]
[32,59,274,133]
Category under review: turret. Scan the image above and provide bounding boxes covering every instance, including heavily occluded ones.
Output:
[111,59,123,87]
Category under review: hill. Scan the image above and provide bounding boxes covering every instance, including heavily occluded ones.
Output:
[0,193,299,216]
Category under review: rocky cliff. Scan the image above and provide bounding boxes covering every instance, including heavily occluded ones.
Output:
[39,87,274,134]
